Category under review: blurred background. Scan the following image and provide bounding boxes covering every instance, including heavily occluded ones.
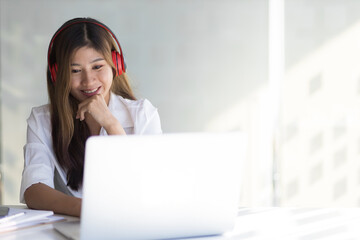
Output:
[1,0,360,207]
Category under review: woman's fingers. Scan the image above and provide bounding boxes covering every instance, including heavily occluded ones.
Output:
[77,102,91,121]
[76,94,107,122]
[77,110,86,121]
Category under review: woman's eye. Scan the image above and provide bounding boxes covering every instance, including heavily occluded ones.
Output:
[71,69,80,73]
[94,65,103,70]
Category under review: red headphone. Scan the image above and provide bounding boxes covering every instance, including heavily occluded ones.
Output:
[47,18,126,83]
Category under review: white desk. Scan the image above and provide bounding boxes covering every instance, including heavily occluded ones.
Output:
[1,207,360,239]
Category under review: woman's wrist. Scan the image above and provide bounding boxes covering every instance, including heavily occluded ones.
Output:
[103,116,126,135]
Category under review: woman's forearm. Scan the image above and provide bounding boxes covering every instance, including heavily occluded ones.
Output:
[24,183,81,217]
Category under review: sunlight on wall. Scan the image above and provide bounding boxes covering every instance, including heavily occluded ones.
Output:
[280,19,360,207]
[205,12,360,208]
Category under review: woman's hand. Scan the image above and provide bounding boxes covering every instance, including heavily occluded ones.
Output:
[76,94,126,135]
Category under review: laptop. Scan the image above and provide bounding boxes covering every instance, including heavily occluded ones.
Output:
[55,132,246,240]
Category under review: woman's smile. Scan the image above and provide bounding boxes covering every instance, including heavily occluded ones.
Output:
[81,86,102,96]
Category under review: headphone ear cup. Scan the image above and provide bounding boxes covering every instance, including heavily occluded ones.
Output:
[112,51,123,76]
[50,63,58,83]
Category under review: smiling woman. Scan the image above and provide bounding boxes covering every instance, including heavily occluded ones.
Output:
[19,17,162,217]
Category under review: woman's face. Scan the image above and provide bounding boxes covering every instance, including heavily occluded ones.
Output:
[69,46,113,104]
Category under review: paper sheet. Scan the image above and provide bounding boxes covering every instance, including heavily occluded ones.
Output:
[0,207,65,233]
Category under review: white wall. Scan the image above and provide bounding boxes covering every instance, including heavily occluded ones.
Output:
[0,0,268,204]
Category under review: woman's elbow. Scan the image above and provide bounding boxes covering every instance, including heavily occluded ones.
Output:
[23,183,42,209]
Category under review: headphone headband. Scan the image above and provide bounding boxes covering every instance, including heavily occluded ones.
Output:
[48,18,125,83]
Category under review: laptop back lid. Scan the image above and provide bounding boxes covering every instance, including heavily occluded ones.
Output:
[81,132,246,240]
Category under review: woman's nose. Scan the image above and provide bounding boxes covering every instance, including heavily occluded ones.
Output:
[81,70,95,85]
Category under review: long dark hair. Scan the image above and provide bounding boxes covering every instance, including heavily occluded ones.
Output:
[47,18,136,191]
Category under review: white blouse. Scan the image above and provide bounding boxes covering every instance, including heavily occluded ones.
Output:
[20,93,162,203]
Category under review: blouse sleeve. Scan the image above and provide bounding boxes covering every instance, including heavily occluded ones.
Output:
[20,106,56,203]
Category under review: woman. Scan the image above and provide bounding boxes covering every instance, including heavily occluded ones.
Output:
[20,17,162,217]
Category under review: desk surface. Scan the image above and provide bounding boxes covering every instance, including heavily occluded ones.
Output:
[1,206,360,239]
